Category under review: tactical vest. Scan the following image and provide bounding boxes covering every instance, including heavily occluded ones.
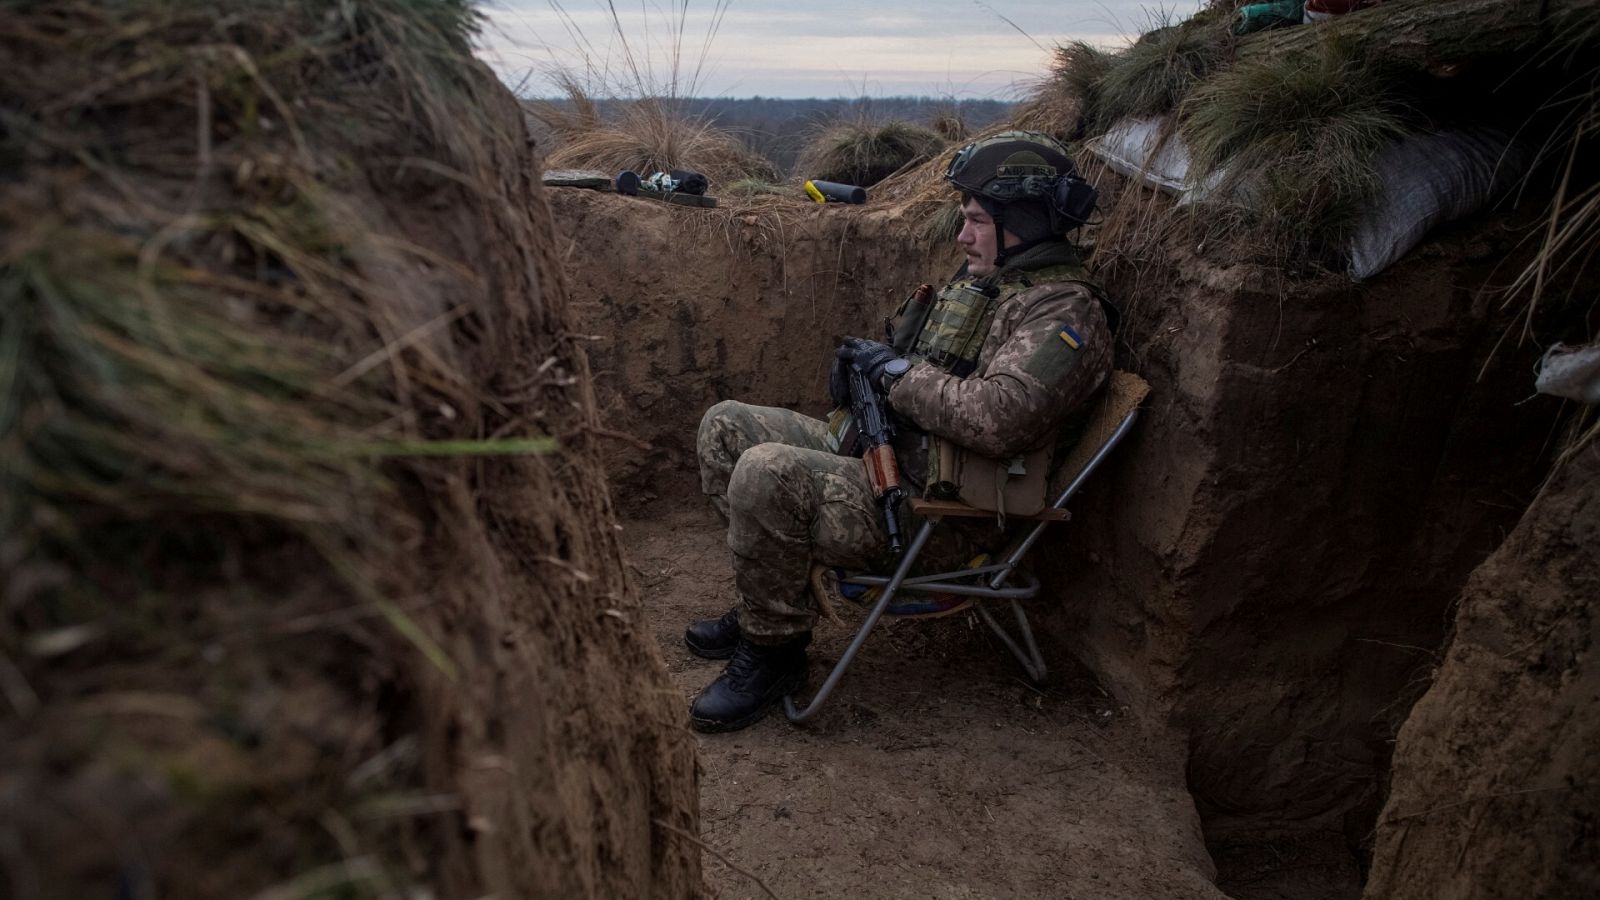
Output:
[892,262,1096,519]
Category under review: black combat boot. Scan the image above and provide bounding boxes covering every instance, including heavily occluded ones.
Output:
[689,636,810,733]
[684,607,741,659]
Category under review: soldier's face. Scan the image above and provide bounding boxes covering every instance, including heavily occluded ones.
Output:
[956,198,1019,275]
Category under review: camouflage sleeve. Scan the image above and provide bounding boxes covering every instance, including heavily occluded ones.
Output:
[887,283,1111,459]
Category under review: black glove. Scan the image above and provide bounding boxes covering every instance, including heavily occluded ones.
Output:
[836,337,904,387]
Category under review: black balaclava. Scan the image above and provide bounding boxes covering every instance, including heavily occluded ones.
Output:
[975,195,1055,269]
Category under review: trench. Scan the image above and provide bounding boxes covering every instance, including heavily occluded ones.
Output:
[556,180,1579,896]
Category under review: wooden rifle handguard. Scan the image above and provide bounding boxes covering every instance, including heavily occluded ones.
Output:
[863,444,900,496]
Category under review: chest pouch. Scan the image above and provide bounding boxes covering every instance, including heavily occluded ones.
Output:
[909,281,1000,377]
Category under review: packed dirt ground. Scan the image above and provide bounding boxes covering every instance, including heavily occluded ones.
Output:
[626,506,1358,900]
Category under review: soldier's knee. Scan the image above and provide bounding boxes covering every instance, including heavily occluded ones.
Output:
[697,399,745,452]
[727,443,804,513]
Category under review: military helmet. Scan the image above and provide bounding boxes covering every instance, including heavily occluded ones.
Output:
[945,130,1076,203]
[946,130,1097,240]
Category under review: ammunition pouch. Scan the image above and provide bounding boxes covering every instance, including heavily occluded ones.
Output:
[909,280,1000,377]
[926,436,1052,522]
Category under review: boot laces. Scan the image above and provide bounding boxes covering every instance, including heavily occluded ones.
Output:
[724,640,762,690]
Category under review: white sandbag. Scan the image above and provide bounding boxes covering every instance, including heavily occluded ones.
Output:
[1082,116,1194,195]
[1086,118,1528,281]
[1537,341,1600,406]
[1346,128,1528,281]
[1082,115,1243,204]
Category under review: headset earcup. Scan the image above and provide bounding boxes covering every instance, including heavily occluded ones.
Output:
[1052,176,1098,230]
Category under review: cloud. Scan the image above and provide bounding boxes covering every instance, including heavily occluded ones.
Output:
[477,0,1167,97]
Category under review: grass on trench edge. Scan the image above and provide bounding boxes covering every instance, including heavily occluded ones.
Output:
[1,0,559,682]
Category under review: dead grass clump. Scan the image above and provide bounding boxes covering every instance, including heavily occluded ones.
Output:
[1098,17,1232,128]
[1497,36,1600,465]
[1,0,522,639]
[872,121,1021,243]
[1020,41,1116,138]
[795,120,947,187]
[1180,37,1412,254]
[932,107,971,142]
[0,0,557,890]
[532,83,777,186]
[1022,16,1230,140]
[1501,20,1600,334]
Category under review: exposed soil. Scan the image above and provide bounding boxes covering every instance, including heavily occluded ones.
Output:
[624,505,1230,900]
[1365,442,1600,900]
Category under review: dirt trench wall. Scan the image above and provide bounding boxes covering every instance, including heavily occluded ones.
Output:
[1364,443,1599,900]
[0,8,697,898]
[1043,225,1562,849]
[551,190,960,510]
[395,108,702,897]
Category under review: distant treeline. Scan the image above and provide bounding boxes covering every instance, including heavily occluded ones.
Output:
[529,95,1014,176]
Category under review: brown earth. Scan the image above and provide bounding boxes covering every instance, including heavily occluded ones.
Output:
[627,505,1230,900]
[1364,442,1600,900]
[1056,202,1565,860]
[553,188,963,508]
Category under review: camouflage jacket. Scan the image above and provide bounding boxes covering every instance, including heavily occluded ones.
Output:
[887,242,1113,488]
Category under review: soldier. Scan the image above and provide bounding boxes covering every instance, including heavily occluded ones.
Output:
[686,132,1115,732]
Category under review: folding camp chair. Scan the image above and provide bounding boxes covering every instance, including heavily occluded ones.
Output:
[783,371,1151,723]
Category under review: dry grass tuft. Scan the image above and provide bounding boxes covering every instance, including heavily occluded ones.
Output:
[932,107,971,142]
[1500,29,1600,346]
[0,0,583,890]
[530,82,776,187]
[1020,14,1229,142]
[0,0,549,679]
[1018,41,1114,139]
[1179,36,1412,255]
[795,120,948,187]
[1099,17,1232,129]
[1494,40,1600,467]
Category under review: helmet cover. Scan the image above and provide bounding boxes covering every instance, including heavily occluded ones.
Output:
[944,130,1078,203]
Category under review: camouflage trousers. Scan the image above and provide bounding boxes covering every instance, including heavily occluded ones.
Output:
[696,400,974,643]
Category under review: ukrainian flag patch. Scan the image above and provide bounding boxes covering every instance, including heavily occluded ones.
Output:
[1057,325,1084,350]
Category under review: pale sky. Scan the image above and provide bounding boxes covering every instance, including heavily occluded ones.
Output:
[475,0,1194,99]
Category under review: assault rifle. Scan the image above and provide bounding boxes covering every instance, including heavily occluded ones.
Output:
[847,363,906,555]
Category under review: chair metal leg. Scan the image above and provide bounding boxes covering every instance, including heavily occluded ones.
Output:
[975,599,1047,684]
[783,518,938,723]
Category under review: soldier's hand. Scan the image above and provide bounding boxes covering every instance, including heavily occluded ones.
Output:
[836,337,904,390]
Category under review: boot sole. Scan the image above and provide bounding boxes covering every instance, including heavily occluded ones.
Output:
[689,670,806,733]
[684,635,737,660]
